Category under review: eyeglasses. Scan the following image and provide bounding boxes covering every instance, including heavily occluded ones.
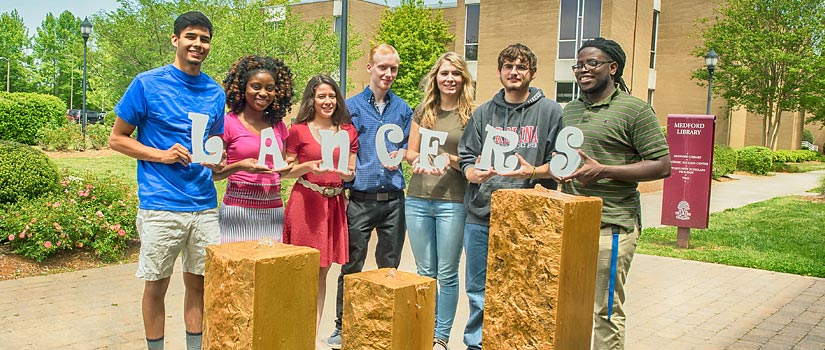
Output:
[502,64,530,72]
[571,59,614,72]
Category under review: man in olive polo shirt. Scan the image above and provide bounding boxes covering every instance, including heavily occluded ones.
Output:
[560,37,671,350]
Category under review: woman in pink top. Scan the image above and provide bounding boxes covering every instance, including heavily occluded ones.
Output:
[214,55,294,243]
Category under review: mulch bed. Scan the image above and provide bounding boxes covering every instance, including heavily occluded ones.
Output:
[0,240,139,281]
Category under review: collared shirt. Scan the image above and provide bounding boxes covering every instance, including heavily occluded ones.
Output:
[346,87,413,193]
[561,89,670,232]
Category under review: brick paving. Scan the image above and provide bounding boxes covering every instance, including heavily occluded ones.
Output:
[1,170,823,349]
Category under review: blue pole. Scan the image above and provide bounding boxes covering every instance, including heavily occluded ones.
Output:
[607,226,619,320]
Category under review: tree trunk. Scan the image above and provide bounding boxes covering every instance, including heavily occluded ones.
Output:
[768,103,783,150]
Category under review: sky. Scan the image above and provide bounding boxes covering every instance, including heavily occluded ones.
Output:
[1,0,451,34]
[0,0,121,33]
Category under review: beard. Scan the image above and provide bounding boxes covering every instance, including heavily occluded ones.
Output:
[579,77,611,95]
[186,58,203,66]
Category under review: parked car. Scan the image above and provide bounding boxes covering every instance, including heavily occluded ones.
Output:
[65,109,105,125]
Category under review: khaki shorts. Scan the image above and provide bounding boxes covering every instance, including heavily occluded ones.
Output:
[135,208,220,281]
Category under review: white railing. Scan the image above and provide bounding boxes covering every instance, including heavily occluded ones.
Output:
[801,141,819,152]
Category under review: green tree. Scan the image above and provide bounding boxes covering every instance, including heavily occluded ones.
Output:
[800,58,825,127]
[372,0,454,106]
[0,10,31,93]
[207,0,363,94]
[692,0,825,149]
[93,0,362,106]
[92,0,194,109]
[31,11,85,106]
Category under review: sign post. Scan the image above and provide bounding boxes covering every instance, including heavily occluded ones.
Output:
[661,115,716,248]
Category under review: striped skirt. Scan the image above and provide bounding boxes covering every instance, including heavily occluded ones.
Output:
[218,204,284,244]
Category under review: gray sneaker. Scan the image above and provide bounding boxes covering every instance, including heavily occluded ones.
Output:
[326,328,342,349]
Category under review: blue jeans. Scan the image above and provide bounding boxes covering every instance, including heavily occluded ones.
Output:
[463,223,489,350]
[405,197,466,341]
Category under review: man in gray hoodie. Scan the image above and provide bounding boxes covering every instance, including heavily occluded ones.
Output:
[457,43,563,350]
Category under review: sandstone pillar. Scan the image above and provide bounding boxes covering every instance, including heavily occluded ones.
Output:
[483,186,602,349]
[342,268,436,350]
[203,241,320,350]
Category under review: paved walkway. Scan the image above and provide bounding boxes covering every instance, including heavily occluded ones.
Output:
[1,171,823,349]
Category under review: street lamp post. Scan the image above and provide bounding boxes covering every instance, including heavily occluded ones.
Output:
[0,57,9,92]
[81,18,92,143]
[704,49,718,115]
[338,0,348,97]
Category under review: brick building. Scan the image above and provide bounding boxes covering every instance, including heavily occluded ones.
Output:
[291,0,823,150]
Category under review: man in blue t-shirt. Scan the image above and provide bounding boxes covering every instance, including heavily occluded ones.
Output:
[109,11,225,350]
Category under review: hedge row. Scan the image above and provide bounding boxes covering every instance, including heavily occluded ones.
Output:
[773,149,820,163]
[37,123,111,152]
[711,146,823,178]
[0,92,67,145]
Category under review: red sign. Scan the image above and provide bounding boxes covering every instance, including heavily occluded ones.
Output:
[661,115,716,229]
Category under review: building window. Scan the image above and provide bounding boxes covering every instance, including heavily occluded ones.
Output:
[465,4,480,61]
[558,0,602,59]
[647,89,654,105]
[556,82,578,103]
[334,15,343,33]
[650,10,659,69]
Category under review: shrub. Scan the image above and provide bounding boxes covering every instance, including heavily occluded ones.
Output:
[0,171,138,262]
[103,112,116,127]
[736,146,774,175]
[802,129,814,144]
[86,124,111,150]
[37,123,112,151]
[36,124,85,151]
[0,141,60,204]
[0,92,67,145]
[773,150,819,163]
[712,144,737,179]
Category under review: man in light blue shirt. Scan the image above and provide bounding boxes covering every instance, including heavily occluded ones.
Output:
[327,44,413,349]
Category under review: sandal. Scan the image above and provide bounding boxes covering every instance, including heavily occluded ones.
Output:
[433,338,449,350]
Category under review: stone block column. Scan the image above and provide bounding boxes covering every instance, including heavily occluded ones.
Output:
[203,241,320,350]
[484,186,602,349]
[342,268,436,350]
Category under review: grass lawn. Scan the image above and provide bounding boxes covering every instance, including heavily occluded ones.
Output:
[788,161,825,173]
[52,153,138,182]
[639,196,825,277]
[48,152,304,202]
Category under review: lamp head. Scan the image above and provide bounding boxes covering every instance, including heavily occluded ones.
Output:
[81,18,92,39]
[704,49,719,70]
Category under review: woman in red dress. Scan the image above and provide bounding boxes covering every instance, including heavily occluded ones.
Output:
[282,75,357,349]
